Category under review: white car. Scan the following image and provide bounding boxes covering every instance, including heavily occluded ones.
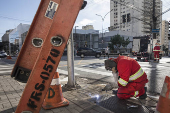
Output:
[0,51,7,58]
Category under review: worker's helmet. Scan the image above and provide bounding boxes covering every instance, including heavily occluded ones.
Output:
[104,59,117,71]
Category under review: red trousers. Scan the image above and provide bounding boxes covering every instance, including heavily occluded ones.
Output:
[117,80,147,99]
[154,52,159,61]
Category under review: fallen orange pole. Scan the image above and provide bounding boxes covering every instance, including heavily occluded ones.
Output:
[15,0,84,112]
[11,0,61,83]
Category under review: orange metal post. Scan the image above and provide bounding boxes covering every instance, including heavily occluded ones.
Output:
[11,0,61,83]
[15,0,83,113]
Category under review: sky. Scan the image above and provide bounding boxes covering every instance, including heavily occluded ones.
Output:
[0,0,170,41]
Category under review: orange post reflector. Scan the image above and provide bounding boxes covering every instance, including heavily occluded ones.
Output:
[156,76,170,113]
[42,70,69,109]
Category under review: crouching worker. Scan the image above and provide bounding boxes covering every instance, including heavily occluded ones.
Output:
[105,55,148,99]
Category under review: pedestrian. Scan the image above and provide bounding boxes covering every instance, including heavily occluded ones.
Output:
[105,47,110,58]
[153,43,160,62]
[104,55,148,99]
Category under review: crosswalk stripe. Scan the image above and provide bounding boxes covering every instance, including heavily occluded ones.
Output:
[58,69,80,75]
[0,67,13,70]
[0,65,14,68]
[74,67,112,76]
[0,70,12,73]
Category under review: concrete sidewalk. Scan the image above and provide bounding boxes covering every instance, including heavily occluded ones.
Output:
[0,74,159,113]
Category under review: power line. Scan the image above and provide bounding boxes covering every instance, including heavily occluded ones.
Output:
[0,15,31,22]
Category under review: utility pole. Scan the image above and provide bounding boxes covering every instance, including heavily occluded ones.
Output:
[75,26,78,50]
[151,0,157,59]
[96,9,113,50]
[152,0,156,40]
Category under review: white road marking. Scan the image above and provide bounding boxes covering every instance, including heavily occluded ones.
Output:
[57,69,80,75]
[0,70,12,74]
[74,67,112,76]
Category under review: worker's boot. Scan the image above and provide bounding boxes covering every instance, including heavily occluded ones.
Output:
[139,87,147,99]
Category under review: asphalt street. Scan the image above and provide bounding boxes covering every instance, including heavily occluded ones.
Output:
[1,55,170,94]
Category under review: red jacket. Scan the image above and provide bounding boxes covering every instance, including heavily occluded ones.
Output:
[153,46,160,53]
[113,56,148,87]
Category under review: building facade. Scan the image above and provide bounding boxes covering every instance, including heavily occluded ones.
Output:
[161,20,169,48]
[9,23,30,51]
[109,0,162,39]
[82,25,94,30]
[73,29,99,49]
[99,30,137,53]
[1,29,13,53]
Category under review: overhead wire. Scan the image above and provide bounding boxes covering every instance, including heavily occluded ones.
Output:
[0,15,31,22]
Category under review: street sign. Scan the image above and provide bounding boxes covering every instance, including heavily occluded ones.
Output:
[152,29,159,33]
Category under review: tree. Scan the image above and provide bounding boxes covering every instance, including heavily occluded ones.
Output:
[108,34,123,51]
[108,34,130,53]
[122,37,130,52]
[122,37,130,48]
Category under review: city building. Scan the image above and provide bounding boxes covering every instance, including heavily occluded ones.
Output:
[1,29,13,42]
[9,23,30,51]
[82,25,94,30]
[99,30,137,53]
[73,29,99,49]
[1,29,13,53]
[161,20,169,48]
[109,0,162,39]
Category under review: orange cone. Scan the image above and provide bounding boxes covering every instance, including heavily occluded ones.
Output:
[42,69,69,110]
[156,76,170,113]
[6,55,12,59]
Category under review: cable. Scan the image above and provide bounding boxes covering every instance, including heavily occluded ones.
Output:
[0,15,31,22]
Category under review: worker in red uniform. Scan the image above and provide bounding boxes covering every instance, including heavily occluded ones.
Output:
[153,43,161,61]
[105,55,148,99]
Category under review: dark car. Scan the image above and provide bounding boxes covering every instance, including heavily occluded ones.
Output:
[0,51,7,58]
[76,47,102,58]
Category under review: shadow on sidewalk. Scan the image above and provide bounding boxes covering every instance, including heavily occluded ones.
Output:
[147,62,164,94]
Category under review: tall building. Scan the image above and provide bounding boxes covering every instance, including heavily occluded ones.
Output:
[109,0,162,38]
[161,20,169,48]
[1,29,13,42]
[9,23,30,51]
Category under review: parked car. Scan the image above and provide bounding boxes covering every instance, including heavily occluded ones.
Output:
[0,51,7,58]
[76,47,102,58]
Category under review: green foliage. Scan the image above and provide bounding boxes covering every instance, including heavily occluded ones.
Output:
[108,34,130,50]
[122,37,130,48]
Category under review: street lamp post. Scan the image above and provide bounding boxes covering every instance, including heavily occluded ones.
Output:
[75,26,79,49]
[96,9,113,50]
